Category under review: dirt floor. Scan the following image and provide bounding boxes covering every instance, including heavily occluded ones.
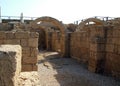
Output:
[19,51,120,86]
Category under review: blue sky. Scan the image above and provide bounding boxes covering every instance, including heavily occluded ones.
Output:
[0,0,120,23]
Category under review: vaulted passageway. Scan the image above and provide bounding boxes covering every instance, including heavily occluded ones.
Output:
[30,16,67,57]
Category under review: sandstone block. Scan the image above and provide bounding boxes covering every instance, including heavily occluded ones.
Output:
[28,38,38,47]
[0,31,6,39]
[106,44,114,53]
[107,29,113,38]
[22,57,37,64]
[33,65,38,71]
[15,31,30,39]
[107,38,113,44]
[6,32,15,39]
[20,39,28,47]
[0,45,21,86]
[4,39,20,45]
[30,32,39,38]
[30,48,38,57]
[22,64,33,71]
[22,47,31,54]
[113,29,120,37]
[0,40,4,44]
[105,53,120,77]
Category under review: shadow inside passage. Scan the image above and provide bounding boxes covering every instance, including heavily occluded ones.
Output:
[37,51,120,86]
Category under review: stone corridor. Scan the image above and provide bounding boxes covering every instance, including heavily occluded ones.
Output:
[0,16,120,86]
[19,51,120,86]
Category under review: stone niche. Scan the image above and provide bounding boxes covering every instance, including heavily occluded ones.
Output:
[0,45,21,86]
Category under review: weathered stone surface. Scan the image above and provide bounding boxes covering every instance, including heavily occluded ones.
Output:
[20,39,28,47]
[15,31,30,39]
[0,45,21,86]
[28,38,38,47]
[30,32,39,38]
[0,31,39,71]
[18,72,40,86]
[4,39,20,44]
[22,64,33,71]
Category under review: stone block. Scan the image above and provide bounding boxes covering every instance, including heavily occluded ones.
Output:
[20,39,28,47]
[33,65,38,71]
[30,48,38,57]
[113,38,120,45]
[6,32,15,39]
[106,44,114,53]
[22,47,31,54]
[4,39,20,45]
[15,31,30,39]
[30,32,39,38]
[22,57,37,64]
[22,64,33,71]
[0,40,4,44]
[28,38,38,47]
[107,38,114,44]
[105,53,120,77]
[90,44,97,51]
[0,31,6,39]
[113,29,120,38]
[107,29,113,38]
[0,45,21,86]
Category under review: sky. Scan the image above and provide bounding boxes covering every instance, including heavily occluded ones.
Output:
[0,0,120,23]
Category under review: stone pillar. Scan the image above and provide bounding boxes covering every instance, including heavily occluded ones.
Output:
[60,34,67,57]
[0,45,22,86]
[88,36,106,73]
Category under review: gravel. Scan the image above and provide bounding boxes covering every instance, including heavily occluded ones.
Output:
[19,51,120,86]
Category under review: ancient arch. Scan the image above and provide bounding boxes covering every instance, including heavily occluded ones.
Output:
[30,16,67,57]
[30,16,66,34]
[78,18,104,30]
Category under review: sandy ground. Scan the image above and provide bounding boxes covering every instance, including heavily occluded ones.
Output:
[18,51,120,86]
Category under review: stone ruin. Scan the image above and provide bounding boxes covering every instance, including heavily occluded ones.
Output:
[0,16,120,85]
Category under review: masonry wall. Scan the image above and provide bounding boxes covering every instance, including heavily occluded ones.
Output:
[70,31,89,63]
[105,26,120,77]
[51,32,61,52]
[70,25,120,77]
[0,31,39,71]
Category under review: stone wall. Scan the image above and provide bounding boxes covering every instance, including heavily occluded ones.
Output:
[104,26,120,77]
[88,26,106,73]
[70,25,120,77]
[51,32,61,52]
[0,31,39,71]
[70,31,89,63]
[0,45,21,86]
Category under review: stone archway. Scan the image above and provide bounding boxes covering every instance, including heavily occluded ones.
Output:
[30,16,67,57]
[78,18,104,30]
[30,16,65,34]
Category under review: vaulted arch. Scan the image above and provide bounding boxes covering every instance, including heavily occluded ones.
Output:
[30,16,66,34]
[30,16,67,57]
[78,18,104,30]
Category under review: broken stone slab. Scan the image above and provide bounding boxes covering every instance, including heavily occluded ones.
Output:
[0,45,22,86]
